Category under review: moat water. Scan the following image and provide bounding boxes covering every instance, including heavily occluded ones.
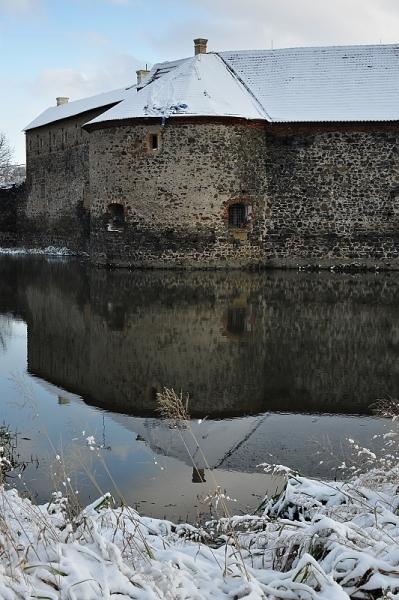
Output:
[0,256,397,521]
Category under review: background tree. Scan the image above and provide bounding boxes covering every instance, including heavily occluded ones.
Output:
[0,132,12,184]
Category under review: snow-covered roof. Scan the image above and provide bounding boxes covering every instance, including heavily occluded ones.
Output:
[86,53,266,125]
[220,44,399,122]
[24,86,134,131]
[88,43,399,126]
[25,43,399,130]
[138,57,188,89]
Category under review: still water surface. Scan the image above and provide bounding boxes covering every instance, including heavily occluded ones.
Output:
[0,257,397,521]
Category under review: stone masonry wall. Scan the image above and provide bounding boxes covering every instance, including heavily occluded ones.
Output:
[88,119,399,269]
[264,126,399,268]
[8,114,399,268]
[24,107,115,252]
[88,121,268,267]
[0,183,26,248]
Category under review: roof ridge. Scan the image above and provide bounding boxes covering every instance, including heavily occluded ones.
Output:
[215,53,271,121]
[219,42,399,54]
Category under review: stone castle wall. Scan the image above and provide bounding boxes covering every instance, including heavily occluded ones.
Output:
[264,124,399,268]
[3,115,399,267]
[88,121,267,267]
[87,119,399,268]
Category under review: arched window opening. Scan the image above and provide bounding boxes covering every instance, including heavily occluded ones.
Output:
[228,203,250,228]
[107,203,125,232]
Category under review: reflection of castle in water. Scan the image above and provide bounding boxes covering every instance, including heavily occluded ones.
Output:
[2,257,399,417]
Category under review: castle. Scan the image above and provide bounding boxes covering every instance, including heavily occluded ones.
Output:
[3,38,399,269]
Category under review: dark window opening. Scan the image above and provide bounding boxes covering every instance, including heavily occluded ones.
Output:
[107,203,125,232]
[105,301,126,330]
[192,467,206,484]
[227,307,247,335]
[228,203,246,228]
[150,133,159,150]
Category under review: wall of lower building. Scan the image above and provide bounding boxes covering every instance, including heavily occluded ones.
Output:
[23,107,115,252]
[0,183,26,247]
[88,121,268,267]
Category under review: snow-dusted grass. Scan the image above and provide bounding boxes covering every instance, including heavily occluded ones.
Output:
[1,389,398,598]
[0,466,399,599]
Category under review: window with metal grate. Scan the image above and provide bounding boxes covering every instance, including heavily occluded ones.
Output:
[228,203,246,228]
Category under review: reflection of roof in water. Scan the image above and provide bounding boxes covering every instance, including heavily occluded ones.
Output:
[32,374,388,479]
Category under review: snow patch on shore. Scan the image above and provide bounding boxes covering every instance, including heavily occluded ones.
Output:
[1,468,399,598]
[0,246,75,257]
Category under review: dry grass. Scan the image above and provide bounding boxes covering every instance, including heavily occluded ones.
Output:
[157,387,250,579]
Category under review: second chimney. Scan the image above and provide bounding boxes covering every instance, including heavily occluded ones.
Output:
[136,69,150,85]
[56,97,69,106]
[194,38,208,55]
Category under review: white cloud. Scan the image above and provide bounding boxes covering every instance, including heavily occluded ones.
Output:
[150,0,399,55]
[0,0,39,14]
[31,52,140,100]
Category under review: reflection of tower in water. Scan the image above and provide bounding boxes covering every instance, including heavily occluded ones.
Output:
[20,261,398,417]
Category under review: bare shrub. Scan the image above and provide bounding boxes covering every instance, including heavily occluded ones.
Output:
[0,132,12,183]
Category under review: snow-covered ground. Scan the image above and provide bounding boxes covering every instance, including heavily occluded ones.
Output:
[1,466,398,599]
[0,246,75,256]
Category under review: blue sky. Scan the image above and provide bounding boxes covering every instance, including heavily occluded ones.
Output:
[2,0,399,162]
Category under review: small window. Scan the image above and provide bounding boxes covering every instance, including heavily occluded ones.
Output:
[228,203,247,228]
[150,133,159,150]
[107,203,125,232]
[226,307,247,335]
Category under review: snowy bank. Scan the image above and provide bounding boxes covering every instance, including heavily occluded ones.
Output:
[1,468,399,599]
[0,246,76,257]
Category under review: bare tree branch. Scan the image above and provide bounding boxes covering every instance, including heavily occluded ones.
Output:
[0,132,12,183]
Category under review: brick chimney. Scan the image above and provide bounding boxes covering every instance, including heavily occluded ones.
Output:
[56,97,69,106]
[194,38,208,55]
[136,69,150,85]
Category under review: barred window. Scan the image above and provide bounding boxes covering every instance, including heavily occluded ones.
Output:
[228,203,246,228]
